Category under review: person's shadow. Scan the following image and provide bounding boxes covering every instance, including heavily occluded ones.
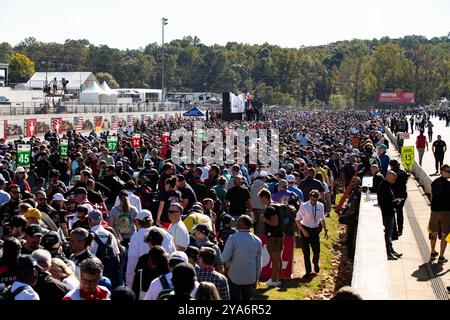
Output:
[411,262,448,282]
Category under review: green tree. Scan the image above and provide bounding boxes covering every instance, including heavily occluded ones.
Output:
[95,72,120,88]
[9,53,35,83]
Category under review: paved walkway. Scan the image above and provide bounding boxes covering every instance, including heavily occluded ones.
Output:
[403,116,450,179]
[386,141,449,300]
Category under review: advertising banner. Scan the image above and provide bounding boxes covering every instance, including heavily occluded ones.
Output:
[378,92,415,104]
[258,235,295,280]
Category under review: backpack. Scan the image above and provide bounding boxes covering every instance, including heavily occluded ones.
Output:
[0,285,31,301]
[93,233,120,283]
[118,212,132,236]
[157,274,174,300]
[271,203,297,236]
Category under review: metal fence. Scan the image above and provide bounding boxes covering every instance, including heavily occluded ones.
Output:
[0,101,219,116]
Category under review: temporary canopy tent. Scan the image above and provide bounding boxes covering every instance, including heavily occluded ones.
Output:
[100,81,118,103]
[183,106,205,117]
[79,81,108,104]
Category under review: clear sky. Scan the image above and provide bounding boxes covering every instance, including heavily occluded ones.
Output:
[1,0,449,49]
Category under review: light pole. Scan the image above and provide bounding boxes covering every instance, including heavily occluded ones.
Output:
[161,17,168,102]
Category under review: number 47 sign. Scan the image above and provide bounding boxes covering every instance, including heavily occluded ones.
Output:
[17,144,31,167]
[401,146,415,171]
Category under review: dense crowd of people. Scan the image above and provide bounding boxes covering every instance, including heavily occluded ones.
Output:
[0,107,448,300]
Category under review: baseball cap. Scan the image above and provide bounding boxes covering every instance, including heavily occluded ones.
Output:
[277,168,287,176]
[221,214,234,225]
[194,223,211,235]
[14,255,38,271]
[286,174,296,183]
[136,209,152,221]
[5,215,27,229]
[185,246,200,260]
[144,228,164,244]
[15,167,26,174]
[87,209,103,221]
[24,208,42,220]
[258,170,268,178]
[52,193,67,202]
[169,251,189,263]
[25,224,45,237]
[116,161,123,167]
[379,144,387,149]
[188,202,203,213]
[41,231,61,250]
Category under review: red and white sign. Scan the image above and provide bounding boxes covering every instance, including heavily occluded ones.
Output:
[258,235,295,280]
[132,133,141,148]
[52,117,62,134]
[24,119,37,137]
[162,132,171,145]
[378,92,415,103]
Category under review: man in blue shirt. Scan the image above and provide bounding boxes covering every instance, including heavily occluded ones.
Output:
[286,175,303,201]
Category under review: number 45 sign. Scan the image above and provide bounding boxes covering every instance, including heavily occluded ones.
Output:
[17,144,31,167]
[401,146,415,171]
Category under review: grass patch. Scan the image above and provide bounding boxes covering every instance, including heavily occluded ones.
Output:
[253,196,342,300]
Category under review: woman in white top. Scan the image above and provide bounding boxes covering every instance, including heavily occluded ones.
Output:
[50,258,80,290]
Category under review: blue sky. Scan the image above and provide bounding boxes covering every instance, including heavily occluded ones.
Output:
[1,0,449,49]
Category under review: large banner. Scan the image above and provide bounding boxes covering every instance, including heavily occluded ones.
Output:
[378,92,415,104]
[94,116,102,132]
[24,119,37,137]
[230,92,246,113]
[258,235,295,280]
[74,116,83,133]
[52,117,62,135]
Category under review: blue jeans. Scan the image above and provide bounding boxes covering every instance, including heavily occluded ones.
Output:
[382,214,395,255]
[228,278,253,301]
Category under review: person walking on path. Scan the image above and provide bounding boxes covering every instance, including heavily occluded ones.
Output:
[416,130,428,166]
[426,120,434,143]
[295,189,328,278]
[432,135,447,175]
[377,171,403,261]
[428,164,450,264]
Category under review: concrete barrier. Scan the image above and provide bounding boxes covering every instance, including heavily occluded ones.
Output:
[384,127,432,197]
[351,193,392,300]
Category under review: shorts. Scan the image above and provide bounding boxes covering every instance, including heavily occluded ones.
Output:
[428,211,450,235]
[267,237,284,253]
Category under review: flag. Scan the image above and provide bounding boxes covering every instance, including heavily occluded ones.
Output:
[74,116,83,133]
[127,115,134,127]
[111,115,121,130]
[94,116,102,132]
[24,119,37,137]
[141,114,149,124]
[52,117,62,134]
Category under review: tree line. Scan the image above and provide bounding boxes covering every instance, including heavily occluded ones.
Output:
[1,34,449,108]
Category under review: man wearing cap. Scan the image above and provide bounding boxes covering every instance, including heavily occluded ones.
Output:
[5,215,27,239]
[167,203,190,251]
[143,251,199,300]
[126,210,175,288]
[272,179,296,205]
[41,231,75,272]
[250,170,269,236]
[114,180,142,212]
[225,174,252,220]
[268,168,287,194]
[6,255,40,300]
[189,223,224,273]
[88,209,121,287]
[389,160,409,237]
[183,203,213,235]
[287,174,304,201]
[222,215,262,300]
[71,203,93,231]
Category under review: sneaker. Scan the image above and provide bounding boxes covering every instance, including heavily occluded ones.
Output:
[265,279,280,287]
[438,256,448,264]
[430,252,439,261]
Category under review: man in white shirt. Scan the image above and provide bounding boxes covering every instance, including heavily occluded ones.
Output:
[295,189,328,278]
[142,251,199,300]
[167,203,190,251]
[7,255,40,300]
[126,210,175,287]
[113,182,142,212]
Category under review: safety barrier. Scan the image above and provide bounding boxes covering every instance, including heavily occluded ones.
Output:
[351,193,392,300]
[384,127,433,197]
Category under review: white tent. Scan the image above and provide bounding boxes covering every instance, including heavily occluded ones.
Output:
[100,81,118,103]
[79,81,108,104]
